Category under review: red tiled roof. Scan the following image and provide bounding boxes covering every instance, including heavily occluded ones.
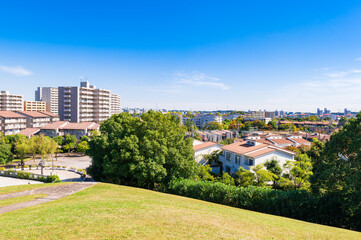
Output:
[39,111,59,117]
[40,121,69,130]
[193,142,219,151]
[269,138,294,145]
[290,138,311,144]
[60,122,96,130]
[88,123,100,130]
[17,111,48,118]
[0,111,26,118]
[18,128,41,137]
[222,141,296,158]
[221,141,268,155]
[245,148,275,158]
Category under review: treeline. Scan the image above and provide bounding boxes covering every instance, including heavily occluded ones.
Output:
[0,133,90,167]
[166,179,360,231]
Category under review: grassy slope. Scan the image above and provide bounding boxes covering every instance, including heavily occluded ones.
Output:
[0,183,360,240]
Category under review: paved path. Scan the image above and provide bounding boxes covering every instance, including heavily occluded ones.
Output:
[0,182,96,214]
[0,176,43,187]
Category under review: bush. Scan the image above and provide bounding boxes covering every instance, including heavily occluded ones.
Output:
[166,179,359,231]
[45,175,61,183]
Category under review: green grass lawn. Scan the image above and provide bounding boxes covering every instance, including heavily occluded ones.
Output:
[0,194,47,207]
[0,183,360,239]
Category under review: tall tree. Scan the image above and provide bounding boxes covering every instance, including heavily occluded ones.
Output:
[63,135,77,156]
[15,138,30,170]
[87,111,197,189]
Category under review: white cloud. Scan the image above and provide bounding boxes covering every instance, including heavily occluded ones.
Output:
[0,65,33,76]
[355,57,361,62]
[175,72,230,90]
[324,69,361,78]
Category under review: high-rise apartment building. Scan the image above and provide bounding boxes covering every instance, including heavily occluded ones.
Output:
[24,101,46,111]
[0,91,24,111]
[35,87,59,114]
[58,81,121,123]
[110,93,121,115]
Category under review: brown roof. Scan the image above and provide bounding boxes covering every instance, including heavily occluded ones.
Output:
[221,141,268,155]
[290,138,311,144]
[0,111,26,118]
[193,142,219,151]
[60,122,96,130]
[269,138,294,145]
[40,121,69,130]
[39,111,59,117]
[18,128,41,137]
[222,141,296,158]
[245,148,275,158]
[17,111,48,118]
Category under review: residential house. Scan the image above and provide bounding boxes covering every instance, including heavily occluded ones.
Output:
[219,139,295,175]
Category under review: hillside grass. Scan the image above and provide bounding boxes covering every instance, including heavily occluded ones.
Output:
[0,183,360,239]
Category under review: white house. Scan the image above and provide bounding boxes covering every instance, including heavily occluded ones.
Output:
[193,141,222,165]
[219,139,295,175]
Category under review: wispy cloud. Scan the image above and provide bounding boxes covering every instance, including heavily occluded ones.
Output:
[0,65,33,76]
[324,69,361,78]
[355,57,361,62]
[175,72,230,90]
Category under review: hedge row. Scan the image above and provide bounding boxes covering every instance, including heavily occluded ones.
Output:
[166,179,360,231]
[0,170,60,183]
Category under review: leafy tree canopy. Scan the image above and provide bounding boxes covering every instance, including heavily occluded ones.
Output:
[87,111,197,189]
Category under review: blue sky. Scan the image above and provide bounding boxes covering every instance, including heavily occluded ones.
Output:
[1,1,361,112]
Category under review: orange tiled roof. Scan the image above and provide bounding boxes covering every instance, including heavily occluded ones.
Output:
[17,111,48,118]
[18,128,41,137]
[193,142,219,151]
[40,121,69,130]
[0,111,26,118]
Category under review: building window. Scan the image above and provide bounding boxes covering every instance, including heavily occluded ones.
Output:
[226,152,231,161]
[235,155,241,165]
[225,166,231,173]
[249,159,254,166]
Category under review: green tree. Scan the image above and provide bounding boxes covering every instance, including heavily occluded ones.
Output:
[234,167,255,187]
[3,134,27,156]
[196,165,215,181]
[290,154,313,190]
[63,135,77,156]
[80,135,89,142]
[76,141,89,154]
[0,143,13,165]
[87,111,197,189]
[15,138,30,170]
[218,172,235,185]
[252,164,275,187]
[205,121,223,130]
[53,136,63,145]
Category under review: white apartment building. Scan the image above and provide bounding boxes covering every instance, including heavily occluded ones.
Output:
[24,101,46,111]
[110,93,121,115]
[17,111,53,128]
[192,114,223,128]
[0,91,24,111]
[219,139,295,175]
[58,81,121,123]
[0,111,27,135]
[35,87,59,114]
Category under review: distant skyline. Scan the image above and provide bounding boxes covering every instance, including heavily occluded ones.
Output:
[1,1,361,112]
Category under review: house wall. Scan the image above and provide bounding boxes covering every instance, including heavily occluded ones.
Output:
[220,150,294,175]
[194,145,221,165]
